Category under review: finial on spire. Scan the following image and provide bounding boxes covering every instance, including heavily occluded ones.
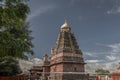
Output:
[61,19,69,29]
[61,19,71,32]
[65,19,67,24]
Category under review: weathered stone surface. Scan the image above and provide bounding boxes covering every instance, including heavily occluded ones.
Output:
[48,21,87,80]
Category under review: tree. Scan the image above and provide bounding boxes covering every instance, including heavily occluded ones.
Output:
[0,0,33,76]
[0,0,33,59]
[0,56,22,76]
[95,68,110,75]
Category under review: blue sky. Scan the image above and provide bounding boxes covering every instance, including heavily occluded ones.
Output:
[27,0,120,63]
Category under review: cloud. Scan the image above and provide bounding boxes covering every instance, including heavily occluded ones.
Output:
[107,6,120,14]
[85,60,120,73]
[104,43,120,61]
[84,52,94,57]
[96,43,120,53]
[84,51,107,62]
[85,42,120,73]
[27,5,56,21]
[85,42,120,63]
[86,60,102,63]
[19,59,33,72]
[19,58,43,72]
[106,55,116,61]
[107,43,120,53]
[31,58,43,66]
[76,41,120,73]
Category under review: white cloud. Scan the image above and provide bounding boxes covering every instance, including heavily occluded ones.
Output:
[85,60,120,73]
[31,58,43,66]
[95,42,120,54]
[85,42,120,62]
[27,5,56,21]
[107,6,120,14]
[84,52,94,57]
[19,59,33,72]
[84,52,106,64]
[107,43,120,53]
[104,43,120,61]
[106,55,116,61]
[86,60,101,63]
[19,58,43,72]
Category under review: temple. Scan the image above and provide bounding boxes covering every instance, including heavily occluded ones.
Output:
[30,21,89,80]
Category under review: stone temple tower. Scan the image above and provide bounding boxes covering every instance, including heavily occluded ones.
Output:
[49,21,87,80]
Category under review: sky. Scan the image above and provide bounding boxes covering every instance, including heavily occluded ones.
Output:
[27,0,120,64]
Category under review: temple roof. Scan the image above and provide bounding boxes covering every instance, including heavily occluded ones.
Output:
[53,21,82,54]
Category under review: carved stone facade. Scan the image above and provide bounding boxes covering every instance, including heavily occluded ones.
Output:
[41,21,88,80]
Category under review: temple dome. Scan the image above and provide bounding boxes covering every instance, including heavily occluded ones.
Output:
[61,20,70,29]
[61,20,71,32]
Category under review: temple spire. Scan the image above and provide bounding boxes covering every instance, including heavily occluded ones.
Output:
[53,20,82,54]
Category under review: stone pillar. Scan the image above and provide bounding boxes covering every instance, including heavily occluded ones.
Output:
[42,54,50,80]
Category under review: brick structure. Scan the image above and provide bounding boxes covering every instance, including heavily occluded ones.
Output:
[110,66,120,80]
[31,21,89,80]
[29,66,43,79]
[42,54,50,80]
[48,20,88,80]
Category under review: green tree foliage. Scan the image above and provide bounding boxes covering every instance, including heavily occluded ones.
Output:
[95,68,110,75]
[0,0,33,59]
[0,0,33,76]
[0,56,22,76]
